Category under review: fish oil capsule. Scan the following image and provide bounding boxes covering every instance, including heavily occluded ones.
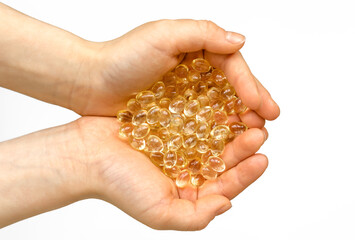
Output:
[190,174,205,187]
[164,150,177,168]
[188,159,202,175]
[169,96,186,114]
[163,165,181,179]
[163,71,177,86]
[209,138,225,156]
[127,99,141,113]
[201,165,218,180]
[224,96,237,115]
[146,135,164,152]
[165,85,179,99]
[234,98,247,114]
[207,87,220,100]
[157,127,170,141]
[183,118,197,135]
[168,134,182,151]
[192,81,208,95]
[119,123,134,138]
[184,89,198,100]
[196,140,209,153]
[175,64,189,79]
[201,150,213,164]
[210,125,230,141]
[132,109,147,126]
[151,81,165,99]
[185,148,198,160]
[176,152,188,168]
[191,58,211,73]
[129,135,146,151]
[182,135,198,148]
[159,98,171,109]
[211,69,227,86]
[196,121,210,139]
[132,123,150,139]
[150,152,164,166]
[207,156,226,172]
[117,110,133,123]
[210,99,225,111]
[184,99,200,117]
[201,71,212,82]
[220,84,236,101]
[136,90,155,107]
[169,115,184,134]
[147,106,160,125]
[187,69,201,82]
[213,110,228,125]
[159,108,171,127]
[197,95,210,108]
[229,121,248,136]
[196,106,213,122]
[176,79,190,94]
[176,170,191,188]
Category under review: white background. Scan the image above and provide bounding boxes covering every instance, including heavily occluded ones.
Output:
[1,0,355,239]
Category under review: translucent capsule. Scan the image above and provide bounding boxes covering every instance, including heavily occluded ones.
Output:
[224,96,237,115]
[196,121,210,139]
[191,58,211,73]
[187,69,201,83]
[176,170,191,188]
[184,89,198,100]
[196,140,209,153]
[164,150,177,168]
[176,79,190,94]
[201,165,218,180]
[150,152,164,166]
[211,69,227,86]
[136,90,155,107]
[147,106,160,125]
[132,109,147,126]
[197,95,210,108]
[127,99,141,113]
[132,123,150,139]
[159,98,171,109]
[188,159,202,175]
[183,118,197,135]
[192,81,208,95]
[159,108,171,127]
[196,106,213,122]
[207,87,220,100]
[117,110,133,123]
[234,98,247,114]
[185,148,198,160]
[146,135,164,152]
[184,99,200,117]
[229,121,248,136]
[210,99,225,111]
[119,123,134,138]
[201,71,212,82]
[209,138,225,156]
[210,125,230,141]
[213,110,228,125]
[165,85,178,99]
[175,64,189,79]
[182,135,198,148]
[157,127,170,141]
[176,152,188,168]
[169,115,184,134]
[201,150,213,164]
[168,134,182,151]
[207,156,226,172]
[163,165,181,179]
[220,84,236,100]
[151,81,165,99]
[129,135,146,151]
[163,71,177,86]
[169,96,186,114]
[190,174,205,187]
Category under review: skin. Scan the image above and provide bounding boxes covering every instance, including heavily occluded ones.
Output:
[0,3,280,230]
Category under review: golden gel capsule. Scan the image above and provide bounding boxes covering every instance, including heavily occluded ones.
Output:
[146,135,164,152]
[182,135,198,148]
[159,98,171,109]
[224,96,237,115]
[210,99,225,111]
[201,165,218,180]
[192,81,208,95]
[176,151,188,168]
[210,125,230,141]
[129,135,146,151]
[163,165,181,179]
[159,108,171,127]
[168,134,182,151]
[229,121,248,136]
[169,96,186,114]
[132,123,150,139]
[196,140,209,153]
[196,121,210,140]
[196,106,213,122]
[132,109,147,126]
[187,69,201,83]
[165,85,179,99]
[119,123,134,138]
[151,81,165,99]
[169,115,184,134]
[185,148,198,160]
[213,110,228,125]
[191,58,211,73]
[175,64,189,79]
[163,71,177,86]
[176,170,191,188]
[207,156,226,172]
[150,151,164,166]
[234,98,247,114]
[184,99,200,117]
[191,174,205,187]
[147,106,160,125]
[209,138,225,156]
[157,127,170,141]
[127,98,141,113]
[164,150,177,169]
[188,159,202,175]
[183,118,197,135]
[197,95,210,108]
[117,110,133,123]
[220,84,236,101]
[136,90,155,107]
[207,87,220,100]
[211,69,227,86]
[201,150,213,164]
[184,89,198,100]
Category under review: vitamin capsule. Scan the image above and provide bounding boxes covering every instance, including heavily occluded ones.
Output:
[119,123,134,138]
[220,84,235,101]
[184,99,200,117]
[201,165,218,180]
[201,71,212,82]
[169,96,186,114]
[229,121,248,136]
[176,151,188,168]
[146,135,164,152]
[210,125,230,141]
[151,81,165,99]
[213,110,228,125]
[150,151,164,166]
[164,150,177,168]
[224,96,237,115]
[176,170,191,188]
[129,135,146,151]
[210,99,225,111]
[190,174,205,187]
[185,148,198,160]
[196,106,213,122]
[117,110,133,123]
[177,79,190,94]
[197,95,210,108]
[192,81,208,95]
[136,90,155,107]
[132,123,150,139]
[196,121,210,139]
[207,87,220,100]
[157,127,170,141]
[191,58,211,73]
[184,89,198,100]
[159,98,171,109]
[168,134,182,151]
[159,108,171,127]
[201,150,213,164]
[147,106,160,125]
[132,109,147,126]
[175,64,189,79]
[196,140,209,153]
[163,165,181,179]
[127,99,141,113]
[234,98,247,114]
[169,115,184,134]
[187,69,201,82]
[211,69,227,86]
[163,71,177,86]
[207,156,226,172]
[209,138,225,156]
[183,118,197,135]
[182,135,198,148]
[165,85,179,99]
[188,159,202,175]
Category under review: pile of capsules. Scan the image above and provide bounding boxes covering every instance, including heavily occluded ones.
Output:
[117,58,248,188]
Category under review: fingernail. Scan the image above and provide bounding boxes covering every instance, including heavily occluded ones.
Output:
[263,130,268,141]
[226,31,246,44]
[216,203,232,216]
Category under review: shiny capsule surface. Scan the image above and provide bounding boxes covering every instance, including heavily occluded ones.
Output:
[117,110,133,123]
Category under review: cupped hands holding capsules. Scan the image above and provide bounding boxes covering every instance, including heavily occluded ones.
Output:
[0,3,279,231]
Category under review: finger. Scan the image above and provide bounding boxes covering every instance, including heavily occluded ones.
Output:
[239,109,265,129]
[200,154,268,200]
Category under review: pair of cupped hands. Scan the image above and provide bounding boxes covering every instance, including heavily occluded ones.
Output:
[3,19,279,230]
